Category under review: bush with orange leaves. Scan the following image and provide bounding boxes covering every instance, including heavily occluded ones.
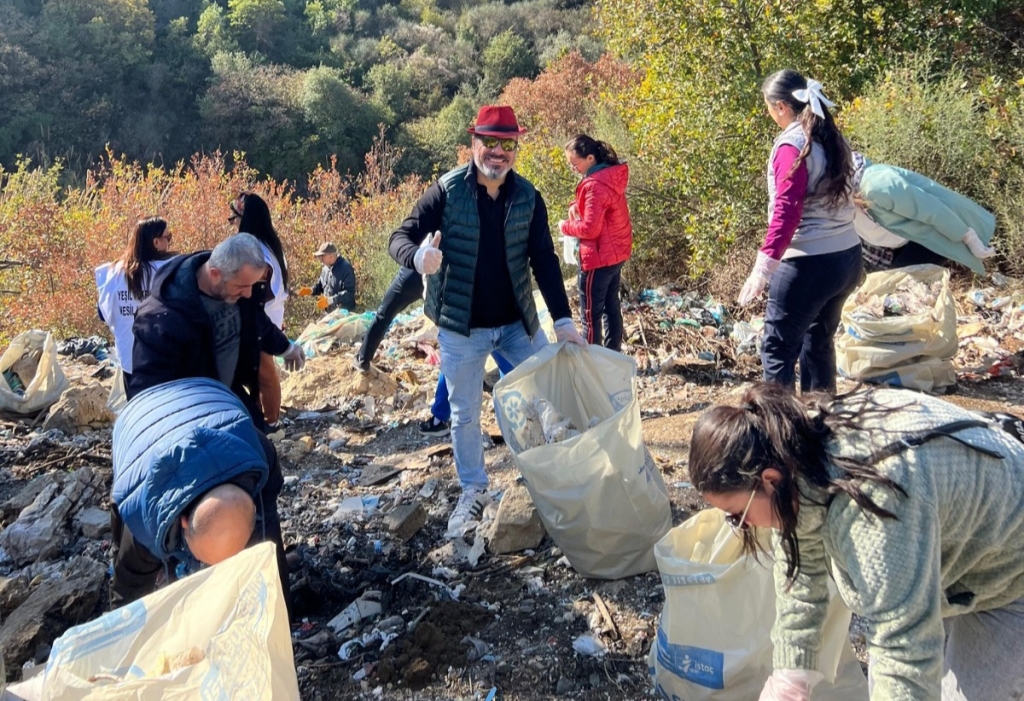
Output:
[0,133,423,346]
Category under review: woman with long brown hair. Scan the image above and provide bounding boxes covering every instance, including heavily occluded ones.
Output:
[689,382,1024,700]
[230,192,290,428]
[738,69,862,392]
[95,216,175,383]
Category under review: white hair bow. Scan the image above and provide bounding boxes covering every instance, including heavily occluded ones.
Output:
[792,79,835,119]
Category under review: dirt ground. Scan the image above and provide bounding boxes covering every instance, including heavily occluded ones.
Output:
[2,277,1023,700]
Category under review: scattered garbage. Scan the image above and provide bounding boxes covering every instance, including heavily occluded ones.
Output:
[571,633,607,657]
[327,593,383,634]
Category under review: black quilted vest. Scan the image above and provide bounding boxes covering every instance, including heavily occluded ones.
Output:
[424,165,540,337]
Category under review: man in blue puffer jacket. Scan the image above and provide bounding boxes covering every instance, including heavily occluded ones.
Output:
[110,377,288,611]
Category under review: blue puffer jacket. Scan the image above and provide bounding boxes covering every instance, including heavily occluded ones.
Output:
[112,378,269,561]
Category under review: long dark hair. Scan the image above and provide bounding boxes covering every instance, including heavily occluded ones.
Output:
[688,383,906,584]
[564,134,621,167]
[237,192,288,288]
[762,69,852,209]
[118,216,173,299]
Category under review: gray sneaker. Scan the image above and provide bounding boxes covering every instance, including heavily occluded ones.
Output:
[445,488,490,539]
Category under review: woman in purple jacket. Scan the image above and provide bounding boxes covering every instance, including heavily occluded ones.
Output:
[738,69,862,392]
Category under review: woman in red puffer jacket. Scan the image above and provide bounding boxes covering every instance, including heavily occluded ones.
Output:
[559,135,633,351]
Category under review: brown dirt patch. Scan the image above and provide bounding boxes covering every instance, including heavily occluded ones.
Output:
[281,355,399,410]
[376,601,495,690]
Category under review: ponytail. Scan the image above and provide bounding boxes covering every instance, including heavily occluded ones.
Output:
[689,383,906,584]
[762,69,853,210]
[564,134,621,167]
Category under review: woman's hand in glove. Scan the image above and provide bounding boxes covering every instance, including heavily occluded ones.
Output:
[738,251,781,306]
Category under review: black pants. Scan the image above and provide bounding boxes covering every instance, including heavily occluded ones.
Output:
[762,245,863,393]
[110,433,290,616]
[890,241,948,268]
[355,267,424,370]
[578,263,624,351]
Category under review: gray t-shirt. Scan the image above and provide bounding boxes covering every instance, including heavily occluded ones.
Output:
[200,294,240,386]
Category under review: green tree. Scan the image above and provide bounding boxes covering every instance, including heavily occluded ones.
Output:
[365,61,413,120]
[481,29,538,97]
[300,65,386,173]
[195,2,239,57]
[227,0,286,56]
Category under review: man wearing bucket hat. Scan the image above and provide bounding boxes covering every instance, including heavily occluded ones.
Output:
[296,242,357,312]
[389,104,586,538]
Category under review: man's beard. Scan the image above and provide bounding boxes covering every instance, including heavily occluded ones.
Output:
[474,153,511,181]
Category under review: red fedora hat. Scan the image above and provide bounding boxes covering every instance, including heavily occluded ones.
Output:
[467,105,528,138]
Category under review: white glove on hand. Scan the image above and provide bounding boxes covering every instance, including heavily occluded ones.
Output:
[558,219,569,235]
[758,669,823,701]
[554,318,586,346]
[962,228,996,259]
[738,251,781,306]
[282,342,306,372]
[414,231,443,275]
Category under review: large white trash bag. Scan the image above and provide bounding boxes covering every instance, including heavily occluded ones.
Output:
[837,264,957,392]
[37,543,299,700]
[649,509,868,700]
[494,343,672,579]
[0,330,69,415]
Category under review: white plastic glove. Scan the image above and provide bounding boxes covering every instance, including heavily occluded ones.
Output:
[758,669,823,701]
[738,251,781,306]
[414,231,443,275]
[962,228,996,259]
[282,342,306,372]
[554,318,586,346]
[557,219,569,235]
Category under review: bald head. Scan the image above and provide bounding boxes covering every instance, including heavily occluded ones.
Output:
[181,484,256,565]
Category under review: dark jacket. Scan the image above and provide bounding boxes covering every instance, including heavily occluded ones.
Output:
[312,257,357,312]
[112,378,269,562]
[388,163,571,337]
[128,252,290,429]
[561,163,633,271]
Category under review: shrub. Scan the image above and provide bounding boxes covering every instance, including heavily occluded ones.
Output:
[0,136,424,346]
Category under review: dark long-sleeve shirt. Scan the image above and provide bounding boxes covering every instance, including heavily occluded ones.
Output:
[388,174,571,327]
[312,257,357,311]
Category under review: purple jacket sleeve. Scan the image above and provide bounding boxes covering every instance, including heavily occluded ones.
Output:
[760,145,808,260]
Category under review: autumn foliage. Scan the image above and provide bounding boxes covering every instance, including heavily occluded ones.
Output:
[0,135,423,345]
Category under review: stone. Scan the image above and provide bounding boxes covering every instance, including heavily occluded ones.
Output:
[483,483,546,555]
[42,383,115,432]
[297,435,315,452]
[384,503,427,543]
[556,677,574,695]
[0,577,30,616]
[357,464,400,487]
[0,481,72,565]
[0,556,106,670]
[75,506,111,539]
[1,472,63,522]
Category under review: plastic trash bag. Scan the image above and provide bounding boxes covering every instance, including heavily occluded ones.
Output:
[649,509,868,701]
[494,343,672,579]
[837,264,957,392]
[0,331,69,415]
[36,543,299,701]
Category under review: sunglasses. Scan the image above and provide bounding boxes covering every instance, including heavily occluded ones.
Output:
[477,136,519,152]
[724,487,757,531]
[228,201,243,224]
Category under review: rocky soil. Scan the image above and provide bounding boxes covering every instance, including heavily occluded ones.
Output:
[1,276,1023,700]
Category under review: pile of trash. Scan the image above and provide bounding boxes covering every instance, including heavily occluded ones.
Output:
[851,277,943,319]
[624,287,763,377]
[957,273,1024,380]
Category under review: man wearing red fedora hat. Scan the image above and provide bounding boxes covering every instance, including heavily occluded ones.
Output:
[389,104,586,538]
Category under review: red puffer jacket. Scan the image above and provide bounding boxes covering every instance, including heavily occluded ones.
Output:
[560,163,633,271]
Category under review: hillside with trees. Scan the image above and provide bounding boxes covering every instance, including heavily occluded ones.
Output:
[2,0,1024,342]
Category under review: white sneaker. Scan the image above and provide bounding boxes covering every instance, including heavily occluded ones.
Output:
[445,488,490,539]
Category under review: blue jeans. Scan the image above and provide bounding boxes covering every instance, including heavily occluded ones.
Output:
[432,352,513,423]
[761,245,862,392]
[439,323,548,489]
